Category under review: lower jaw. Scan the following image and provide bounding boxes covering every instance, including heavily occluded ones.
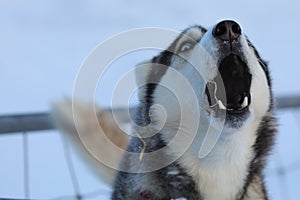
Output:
[224,111,250,129]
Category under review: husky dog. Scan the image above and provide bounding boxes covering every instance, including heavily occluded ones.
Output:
[52,20,276,200]
[111,20,276,200]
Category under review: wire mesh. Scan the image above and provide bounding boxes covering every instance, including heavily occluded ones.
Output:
[0,98,299,199]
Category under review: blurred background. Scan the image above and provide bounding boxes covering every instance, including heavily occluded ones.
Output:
[1,0,300,199]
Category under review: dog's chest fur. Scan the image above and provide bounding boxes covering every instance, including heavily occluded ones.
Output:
[171,119,259,200]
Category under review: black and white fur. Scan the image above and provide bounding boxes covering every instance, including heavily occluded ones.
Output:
[112,20,276,200]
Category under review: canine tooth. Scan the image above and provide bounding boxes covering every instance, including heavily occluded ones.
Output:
[217,100,227,110]
[241,96,248,108]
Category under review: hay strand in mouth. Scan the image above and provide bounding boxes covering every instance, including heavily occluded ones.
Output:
[209,81,218,108]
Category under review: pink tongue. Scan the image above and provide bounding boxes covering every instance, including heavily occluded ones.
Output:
[139,190,152,198]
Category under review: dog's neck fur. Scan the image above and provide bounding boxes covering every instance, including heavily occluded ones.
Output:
[151,65,263,199]
[164,114,260,200]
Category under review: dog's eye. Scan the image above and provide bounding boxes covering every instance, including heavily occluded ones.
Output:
[179,42,192,52]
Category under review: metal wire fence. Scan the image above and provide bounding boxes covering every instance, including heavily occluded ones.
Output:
[0,95,300,200]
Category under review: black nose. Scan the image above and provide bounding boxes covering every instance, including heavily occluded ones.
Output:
[213,20,241,41]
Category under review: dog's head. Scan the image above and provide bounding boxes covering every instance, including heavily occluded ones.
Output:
[135,20,272,136]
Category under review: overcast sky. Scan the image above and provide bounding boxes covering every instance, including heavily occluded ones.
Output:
[1,1,300,199]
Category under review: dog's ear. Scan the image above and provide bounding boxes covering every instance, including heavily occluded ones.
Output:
[134,60,153,101]
[135,60,152,90]
[135,59,169,101]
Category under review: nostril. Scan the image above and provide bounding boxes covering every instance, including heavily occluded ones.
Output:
[231,23,241,35]
[214,23,227,37]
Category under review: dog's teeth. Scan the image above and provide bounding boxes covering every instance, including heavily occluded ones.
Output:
[241,96,248,108]
[217,100,227,110]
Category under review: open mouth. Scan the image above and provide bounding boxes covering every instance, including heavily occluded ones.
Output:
[205,54,252,116]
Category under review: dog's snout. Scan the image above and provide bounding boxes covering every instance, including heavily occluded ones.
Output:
[213,20,241,41]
